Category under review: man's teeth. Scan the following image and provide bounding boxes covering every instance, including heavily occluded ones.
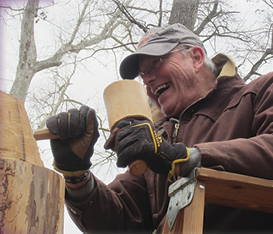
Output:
[154,83,171,96]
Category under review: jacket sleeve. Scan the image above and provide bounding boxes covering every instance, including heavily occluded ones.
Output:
[65,171,153,233]
[195,75,273,180]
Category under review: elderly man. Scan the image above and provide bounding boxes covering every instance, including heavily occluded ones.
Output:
[46,24,273,233]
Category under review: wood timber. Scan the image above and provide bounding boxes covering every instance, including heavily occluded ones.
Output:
[195,167,273,213]
[0,91,43,166]
[0,91,65,234]
[162,167,273,233]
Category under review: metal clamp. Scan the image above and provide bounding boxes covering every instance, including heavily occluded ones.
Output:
[166,169,197,230]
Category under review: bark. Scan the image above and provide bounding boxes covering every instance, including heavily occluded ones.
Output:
[169,0,199,30]
[9,0,39,101]
[0,159,65,234]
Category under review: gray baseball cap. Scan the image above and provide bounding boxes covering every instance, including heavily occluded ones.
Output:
[119,23,206,79]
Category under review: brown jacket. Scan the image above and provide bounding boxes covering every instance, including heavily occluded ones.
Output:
[66,54,273,233]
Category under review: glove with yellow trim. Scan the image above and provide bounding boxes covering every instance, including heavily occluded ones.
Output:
[113,118,200,180]
[46,105,99,175]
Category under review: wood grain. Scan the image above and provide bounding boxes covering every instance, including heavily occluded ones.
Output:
[0,91,43,166]
[103,80,152,176]
[0,91,65,233]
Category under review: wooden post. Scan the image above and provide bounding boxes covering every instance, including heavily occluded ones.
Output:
[0,91,65,234]
[162,180,205,234]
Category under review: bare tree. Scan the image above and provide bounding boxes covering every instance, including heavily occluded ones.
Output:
[4,0,273,103]
[2,0,273,175]
[8,0,133,102]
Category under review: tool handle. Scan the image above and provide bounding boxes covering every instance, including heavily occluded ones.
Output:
[34,128,60,140]
[129,160,148,176]
[34,128,148,175]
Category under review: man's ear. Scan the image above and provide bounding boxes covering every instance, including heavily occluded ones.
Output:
[191,46,205,73]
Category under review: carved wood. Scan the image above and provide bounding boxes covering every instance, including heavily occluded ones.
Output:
[0,91,43,166]
[103,80,153,175]
[0,91,65,234]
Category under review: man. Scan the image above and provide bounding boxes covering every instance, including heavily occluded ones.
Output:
[46,24,273,233]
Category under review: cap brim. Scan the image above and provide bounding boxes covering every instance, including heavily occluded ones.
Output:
[120,42,179,79]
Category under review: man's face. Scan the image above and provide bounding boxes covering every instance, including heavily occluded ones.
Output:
[139,49,202,118]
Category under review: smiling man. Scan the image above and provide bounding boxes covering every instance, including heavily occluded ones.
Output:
[138,46,216,118]
[46,24,273,233]
[120,25,217,119]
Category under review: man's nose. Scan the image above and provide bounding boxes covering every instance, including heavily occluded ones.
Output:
[142,73,157,85]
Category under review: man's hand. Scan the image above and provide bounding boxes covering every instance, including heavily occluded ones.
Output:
[113,119,200,180]
[46,105,99,175]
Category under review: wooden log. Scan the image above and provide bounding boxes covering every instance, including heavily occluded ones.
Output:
[0,158,65,234]
[103,80,153,176]
[0,91,43,166]
[0,91,65,234]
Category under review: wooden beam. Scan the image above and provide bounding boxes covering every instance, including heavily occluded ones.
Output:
[163,168,273,233]
[195,167,273,213]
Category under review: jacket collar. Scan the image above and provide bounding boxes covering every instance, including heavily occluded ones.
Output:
[212,53,237,79]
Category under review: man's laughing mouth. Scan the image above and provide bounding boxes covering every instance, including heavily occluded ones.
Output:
[154,82,171,97]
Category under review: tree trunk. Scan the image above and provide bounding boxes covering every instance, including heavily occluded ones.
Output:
[0,91,65,233]
[9,0,39,101]
[169,0,199,31]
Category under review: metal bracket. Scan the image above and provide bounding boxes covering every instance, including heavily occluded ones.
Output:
[166,169,197,230]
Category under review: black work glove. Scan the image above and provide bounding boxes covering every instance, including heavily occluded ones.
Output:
[46,105,99,175]
[113,118,200,180]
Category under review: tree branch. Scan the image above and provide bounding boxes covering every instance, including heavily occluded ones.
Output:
[244,48,273,82]
[67,0,91,45]
[194,0,219,35]
[158,0,163,26]
[112,0,148,32]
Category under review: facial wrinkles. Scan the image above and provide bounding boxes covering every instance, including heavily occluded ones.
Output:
[143,54,177,90]
[147,55,183,115]
[162,54,192,94]
[173,54,197,89]
[159,53,198,116]
[142,51,197,116]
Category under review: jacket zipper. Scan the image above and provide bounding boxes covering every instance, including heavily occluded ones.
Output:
[169,118,180,138]
[170,91,214,140]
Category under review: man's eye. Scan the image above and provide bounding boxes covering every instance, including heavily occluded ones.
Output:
[151,58,160,68]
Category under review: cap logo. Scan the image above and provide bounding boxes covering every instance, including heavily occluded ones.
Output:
[138,37,149,48]
[137,30,156,48]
